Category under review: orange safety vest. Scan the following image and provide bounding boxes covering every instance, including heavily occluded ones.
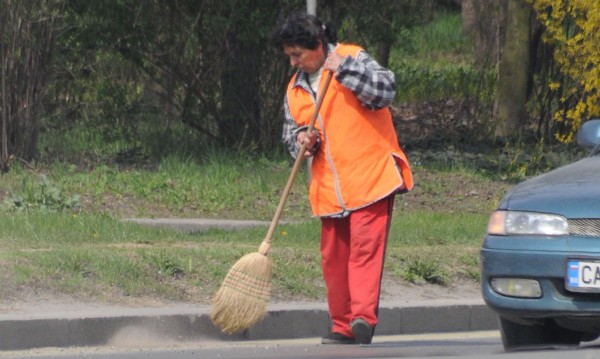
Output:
[286,44,413,217]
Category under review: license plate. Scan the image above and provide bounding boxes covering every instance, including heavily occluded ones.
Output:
[566,260,600,292]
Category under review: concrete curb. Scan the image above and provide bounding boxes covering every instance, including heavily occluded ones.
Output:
[0,300,498,351]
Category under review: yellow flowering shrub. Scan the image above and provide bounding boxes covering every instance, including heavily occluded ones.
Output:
[530,0,600,142]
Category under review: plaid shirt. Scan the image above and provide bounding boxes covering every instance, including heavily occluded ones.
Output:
[282,43,396,158]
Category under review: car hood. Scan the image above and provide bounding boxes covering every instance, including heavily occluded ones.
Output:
[499,156,600,218]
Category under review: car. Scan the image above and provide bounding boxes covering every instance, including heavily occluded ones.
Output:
[481,118,600,351]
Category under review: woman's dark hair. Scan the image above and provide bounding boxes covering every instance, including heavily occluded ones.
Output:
[270,12,337,51]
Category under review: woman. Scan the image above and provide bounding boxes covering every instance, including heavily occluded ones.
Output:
[271,13,413,345]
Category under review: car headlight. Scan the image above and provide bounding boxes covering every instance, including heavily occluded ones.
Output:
[487,210,568,236]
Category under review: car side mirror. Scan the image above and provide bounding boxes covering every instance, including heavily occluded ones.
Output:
[577,119,600,149]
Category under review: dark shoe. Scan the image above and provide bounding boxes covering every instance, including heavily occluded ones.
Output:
[321,332,356,344]
[351,318,373,344]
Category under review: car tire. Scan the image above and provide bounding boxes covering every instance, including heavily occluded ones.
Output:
[499,316,583,351]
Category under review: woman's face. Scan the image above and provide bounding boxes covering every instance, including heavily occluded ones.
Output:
[283,43,325,74]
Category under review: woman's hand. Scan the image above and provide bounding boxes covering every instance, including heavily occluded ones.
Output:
[297,130,318,157]
[323,53,344,72]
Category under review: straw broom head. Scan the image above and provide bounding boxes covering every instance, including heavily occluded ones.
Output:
[210,251,272,334]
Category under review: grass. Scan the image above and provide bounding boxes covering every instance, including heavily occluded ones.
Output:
[3,153,303,220]
[0,159,495,305]
[2,136,582,305]
[389,12,494,103]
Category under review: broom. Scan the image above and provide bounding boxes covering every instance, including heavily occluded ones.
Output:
[210,72,334,334]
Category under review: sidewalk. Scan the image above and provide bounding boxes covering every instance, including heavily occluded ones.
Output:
[0,218,498,351]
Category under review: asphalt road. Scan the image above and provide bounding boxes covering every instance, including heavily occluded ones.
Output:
[1,331,600,359]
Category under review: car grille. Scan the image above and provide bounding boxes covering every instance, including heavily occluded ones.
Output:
[569,219,600,237]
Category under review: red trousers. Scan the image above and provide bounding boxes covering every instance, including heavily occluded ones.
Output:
[320,195,394,337]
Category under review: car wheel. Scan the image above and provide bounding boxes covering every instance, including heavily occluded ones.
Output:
[499,316,583,351]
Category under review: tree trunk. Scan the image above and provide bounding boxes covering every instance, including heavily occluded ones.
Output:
[462,0,508,69]
[461,0,477,35]
[494,0,531,140]
[1,44,9,173]
[376,42,391,68]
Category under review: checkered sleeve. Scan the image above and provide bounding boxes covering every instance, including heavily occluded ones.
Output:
[282,97,301,158]
[335,50,396,110]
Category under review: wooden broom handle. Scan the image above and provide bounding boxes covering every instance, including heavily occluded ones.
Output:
[259,71,334,255]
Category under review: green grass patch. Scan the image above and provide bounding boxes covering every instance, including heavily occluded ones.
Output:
[2,154,308,220]
[391,211,487,246]
[0,208,486,303]
[401,12,471,61]
[391,12,494,103]
[0,144,507,304]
